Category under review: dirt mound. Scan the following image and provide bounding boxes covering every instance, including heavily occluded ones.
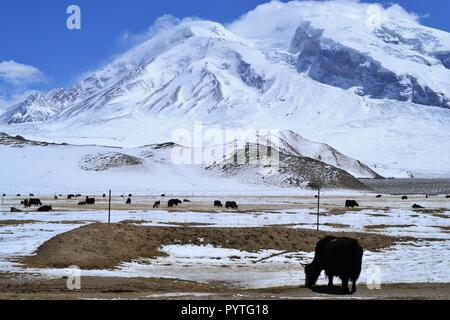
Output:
[22,223,410,270]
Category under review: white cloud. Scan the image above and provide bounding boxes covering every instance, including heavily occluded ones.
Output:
[228,0,420,42]
[119,15,182,48]
[0,60,43,85]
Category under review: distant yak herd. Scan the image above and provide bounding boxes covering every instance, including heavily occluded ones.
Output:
[10,193,243,212]
[7,192,447,214]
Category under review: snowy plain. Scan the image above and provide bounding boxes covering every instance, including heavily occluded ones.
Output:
[0,196,448,288]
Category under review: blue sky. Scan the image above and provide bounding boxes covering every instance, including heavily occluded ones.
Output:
[0,0,449,108]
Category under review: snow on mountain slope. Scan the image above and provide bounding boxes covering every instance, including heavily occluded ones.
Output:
[199,130,381,179]
[0,90,63,124]
[275,131,381,179]
[0,1,449,178]
[205,144,371,190]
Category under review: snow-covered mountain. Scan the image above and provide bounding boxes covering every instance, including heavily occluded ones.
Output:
[1,0,450,178]
[0,132,374,192]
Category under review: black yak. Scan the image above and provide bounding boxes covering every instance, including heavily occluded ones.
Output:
[446,195,450,199]
[225,201,239,210]
[153,201,161,208]
[37,205,53,212]
[54,195,58,200]
[168,199,182,207]
[183,199,191,203]
[78,201,86,206]
[214,200,223,208]
[303,236,363,295]
[26,198,42,207]
[85,197,95,205]
[128,194,133,197]
[126,198,132,205]
[412,204,425,209]
[376,195,382,198]
[345,200,359,208]
[67,194,75,200]
[31,199,43,207]
[161,194,166,197]
[402,196,408,200]
[11,207,22,213]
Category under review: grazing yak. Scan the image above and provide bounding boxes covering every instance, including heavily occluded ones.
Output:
[126,198,132,205]
[153,201,161,208]
[161,194,166,197]
[78,201,86,206]
[183,199,191,203]
[29,194,34,197]
[303,236,363,295]
[85,197,95,205]
[225,201,239,210]
[345,200,359,208]
[412,204,425,209]
[128,194,133,197]
[402,196,408,200]
[168,199,182,208]
[30,199,43,207]
[67,194,75,200]
[214,200,223,208]
[10,207,22,213]
[37,205,53,212]
[54,196,58,200]
[103,194,106,198]
[446,195,450,199]
[17,194,21,197]
[24,198,42,208]
[376,195,382,198]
